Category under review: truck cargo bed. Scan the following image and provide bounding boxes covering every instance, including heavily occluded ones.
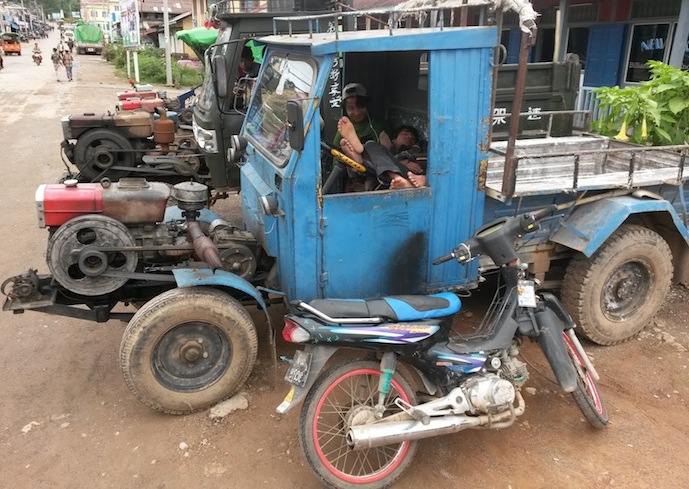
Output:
[486,136,689,200]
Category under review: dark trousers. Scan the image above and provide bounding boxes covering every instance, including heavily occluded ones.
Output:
[362,141,409,184]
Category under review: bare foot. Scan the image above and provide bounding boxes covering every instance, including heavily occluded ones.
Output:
[389,176,413,189]
[408,172,427,188]
[339,138,364,164]
[337,117,364,154]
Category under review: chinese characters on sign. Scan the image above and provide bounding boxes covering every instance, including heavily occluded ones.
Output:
[492,107,542,126]
[329,59,342,109]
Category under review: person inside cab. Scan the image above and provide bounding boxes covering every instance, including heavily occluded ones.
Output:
[333,83,392,151]
[338,119,427,189]
[238,46,260,78]
[234,46,261,110]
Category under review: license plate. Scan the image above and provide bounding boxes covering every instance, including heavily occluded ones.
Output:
[87,48,94,52]
[517,280,537,308]
[284,349,312,387]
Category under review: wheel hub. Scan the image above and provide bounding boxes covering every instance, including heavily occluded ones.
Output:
[347,405,376,427]
[602,261,650,319]
[179,339,208,363]
[152,322,232,392]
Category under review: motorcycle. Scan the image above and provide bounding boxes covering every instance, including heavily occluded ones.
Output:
[32,52,42,65]
[277,206,608,488]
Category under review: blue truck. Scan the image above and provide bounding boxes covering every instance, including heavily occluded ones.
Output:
[4,1,689,414]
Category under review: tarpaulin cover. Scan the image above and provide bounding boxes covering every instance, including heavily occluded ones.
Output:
[175,27,219,60]
[74,23,104,43]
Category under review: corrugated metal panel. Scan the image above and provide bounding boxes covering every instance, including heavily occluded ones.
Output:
[631,0,681,18]
[426,43,494,291]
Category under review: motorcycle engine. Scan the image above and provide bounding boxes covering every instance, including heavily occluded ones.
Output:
[463,374,516,414]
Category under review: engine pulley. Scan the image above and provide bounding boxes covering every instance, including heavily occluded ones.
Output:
[46,215,138,296]
[220,244,257,279]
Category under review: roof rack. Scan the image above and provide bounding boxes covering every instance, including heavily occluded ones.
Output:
[273,3,498,38]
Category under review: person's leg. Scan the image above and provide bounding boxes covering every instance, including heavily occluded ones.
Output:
[408,172,427,188]
[389,176,413,189]
[389,172,427,189]
[337,117,364,154]
[362,141,411,185]
[339,138,364,164]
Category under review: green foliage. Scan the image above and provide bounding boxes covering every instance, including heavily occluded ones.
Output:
[102,42,201,88]
[592,61,689,145]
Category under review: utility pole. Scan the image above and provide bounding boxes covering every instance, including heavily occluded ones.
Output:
[163,0,172,86]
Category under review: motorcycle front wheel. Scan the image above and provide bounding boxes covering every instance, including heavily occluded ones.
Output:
[299,359,417,488]
[563,332,609,428]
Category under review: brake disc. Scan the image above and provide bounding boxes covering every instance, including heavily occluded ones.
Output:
[46,215,138,296]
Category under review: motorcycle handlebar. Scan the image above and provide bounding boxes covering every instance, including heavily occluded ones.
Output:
[432,205,557,267]
[432,252,455,265]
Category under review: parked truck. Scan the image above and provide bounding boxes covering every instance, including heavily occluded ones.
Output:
[4,1,689,415]
[193,2,581,193]
[74,22,103,55]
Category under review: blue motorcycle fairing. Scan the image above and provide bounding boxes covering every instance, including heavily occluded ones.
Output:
[288,314,443,345]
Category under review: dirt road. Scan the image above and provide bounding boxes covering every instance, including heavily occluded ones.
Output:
[1,31,688,489]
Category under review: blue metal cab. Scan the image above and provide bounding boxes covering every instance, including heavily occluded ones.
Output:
[238,19,497,302]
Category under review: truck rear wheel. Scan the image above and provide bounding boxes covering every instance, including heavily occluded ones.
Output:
[119,287,258,414]
[562,224,672,345]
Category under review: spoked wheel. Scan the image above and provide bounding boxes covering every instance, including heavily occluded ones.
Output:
[299,359,417,488]
[73,128,137,182]
[562,332,608,428]
[119,287,258,414]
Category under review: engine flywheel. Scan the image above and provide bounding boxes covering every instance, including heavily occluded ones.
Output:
[46,215,138,296]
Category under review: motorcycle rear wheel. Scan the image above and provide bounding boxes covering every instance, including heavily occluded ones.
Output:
[299,359,417,488]
[563,333,609,428]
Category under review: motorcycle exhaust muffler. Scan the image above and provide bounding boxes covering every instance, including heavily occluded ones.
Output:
[347,392,525,450]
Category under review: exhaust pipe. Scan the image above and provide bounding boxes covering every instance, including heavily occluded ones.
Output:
[347,392,525,450]
[188,220,224,270]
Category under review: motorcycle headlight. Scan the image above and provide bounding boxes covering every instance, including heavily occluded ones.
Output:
[192,119,218,154]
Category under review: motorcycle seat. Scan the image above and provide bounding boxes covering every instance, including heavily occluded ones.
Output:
[308,292,461,322]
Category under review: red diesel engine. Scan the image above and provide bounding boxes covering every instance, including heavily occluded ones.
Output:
[35,179,259,298]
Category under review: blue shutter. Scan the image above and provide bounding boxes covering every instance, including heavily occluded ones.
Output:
[584,24,626,87]
[506,27,521,64]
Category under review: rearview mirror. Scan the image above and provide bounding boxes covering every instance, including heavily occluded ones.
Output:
[212,54,228,98]
[286,100,304,151]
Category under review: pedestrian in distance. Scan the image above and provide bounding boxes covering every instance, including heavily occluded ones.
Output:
[50,47,62,81]
[62,49,73,82]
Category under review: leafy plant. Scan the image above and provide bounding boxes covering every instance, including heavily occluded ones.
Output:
[592,61,689,145]
[102,42,201,88]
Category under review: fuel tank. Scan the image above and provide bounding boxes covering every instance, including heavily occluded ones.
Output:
[116,89,158,101]
[63,111,154,139]
[36,178,171,228]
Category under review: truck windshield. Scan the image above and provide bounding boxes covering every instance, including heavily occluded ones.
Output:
[196,27,233,112]
[244,54,316,165]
